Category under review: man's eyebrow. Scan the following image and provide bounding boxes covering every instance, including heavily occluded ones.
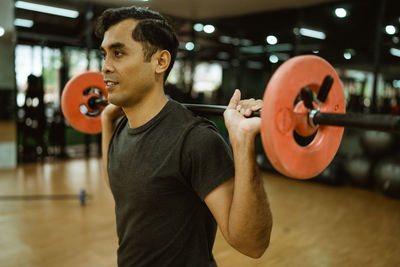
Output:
[99,42,126,52]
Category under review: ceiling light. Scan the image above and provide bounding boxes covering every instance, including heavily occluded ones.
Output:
[335,8,347,18]
[385,25,396,35]
[265,43,293,52]
[185,42,195,51]
[393,36,399,44]
[203,24,215,34]
[0,27,4,37]
[193,23,203,32]
[15,1,79,18]
[240,45,264,54]
[390,48,400,57]
[266,35,278,45]
[14,18,34,28]
[344,52,352,60]
[299,28,326,40]
[269,55,279,64]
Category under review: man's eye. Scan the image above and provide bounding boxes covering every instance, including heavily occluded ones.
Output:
[114,51,123,57]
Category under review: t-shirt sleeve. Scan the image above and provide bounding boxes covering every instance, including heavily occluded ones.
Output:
[181,122,235,200]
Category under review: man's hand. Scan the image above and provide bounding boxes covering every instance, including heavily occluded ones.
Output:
[101,103,124,189]
[223,89,263,143]
[102,103,124,124]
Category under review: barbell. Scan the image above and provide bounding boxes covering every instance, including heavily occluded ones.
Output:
[61,55,400,179]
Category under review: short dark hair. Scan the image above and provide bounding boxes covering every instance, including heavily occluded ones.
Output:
[95,6,179,81]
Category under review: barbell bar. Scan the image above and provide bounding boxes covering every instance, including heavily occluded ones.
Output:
[89,98,262,117]
[88,95,400,133]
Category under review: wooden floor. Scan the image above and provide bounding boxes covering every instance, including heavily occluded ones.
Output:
[0,158,399,267]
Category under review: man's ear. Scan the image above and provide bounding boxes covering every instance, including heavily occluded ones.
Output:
[155,50,171,75]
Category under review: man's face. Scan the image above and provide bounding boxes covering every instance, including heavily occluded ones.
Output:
[100,19,156,107]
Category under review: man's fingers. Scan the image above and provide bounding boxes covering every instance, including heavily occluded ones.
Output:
[244,108,252,117]
[228,91,263,115]
[251,100,263,111]
[227,89,241,110]
[238,99,263,113]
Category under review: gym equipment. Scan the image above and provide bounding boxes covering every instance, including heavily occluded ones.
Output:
[0,189,90,206]
[61,72,107,134]
[61,55,400,179]
[344,156,372,187]
[374,158,400,198]
[360,130,395,156]
[261,56,345,178]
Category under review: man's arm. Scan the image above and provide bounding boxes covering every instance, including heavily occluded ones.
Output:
[101,104,124,189]
[204,89,272,258]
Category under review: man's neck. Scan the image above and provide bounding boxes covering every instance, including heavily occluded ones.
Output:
[122,88,168,129]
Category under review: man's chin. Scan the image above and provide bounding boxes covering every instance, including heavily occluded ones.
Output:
[107,96,124,107]
[107,95,117,105]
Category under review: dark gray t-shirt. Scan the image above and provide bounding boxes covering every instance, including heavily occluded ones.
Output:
[108,100,234,267]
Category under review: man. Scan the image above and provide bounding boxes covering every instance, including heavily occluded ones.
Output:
[96,6,272,266]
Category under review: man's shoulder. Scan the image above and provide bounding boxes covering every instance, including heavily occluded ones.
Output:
[184,118,228,152]
[166,100,217,128]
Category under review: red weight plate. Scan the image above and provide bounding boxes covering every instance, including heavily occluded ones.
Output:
[61,72,107,134]
[261,55,345,179]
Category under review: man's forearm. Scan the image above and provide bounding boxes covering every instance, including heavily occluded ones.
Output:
[228,136,272,258]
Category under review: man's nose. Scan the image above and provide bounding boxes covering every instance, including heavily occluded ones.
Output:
[101,59,114,74]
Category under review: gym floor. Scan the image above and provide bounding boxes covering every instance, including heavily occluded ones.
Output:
[0,158,399,267]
